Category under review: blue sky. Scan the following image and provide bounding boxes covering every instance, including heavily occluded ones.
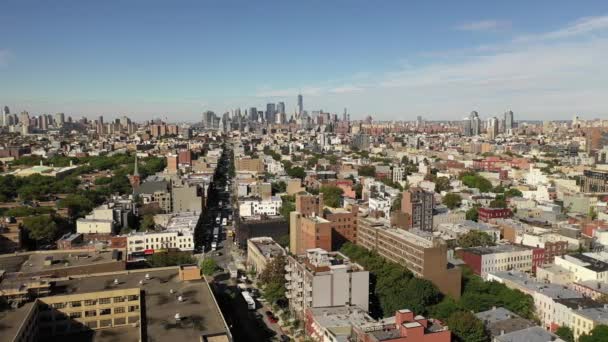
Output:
[1,1,608,121]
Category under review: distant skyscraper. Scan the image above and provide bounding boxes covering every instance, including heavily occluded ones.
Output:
[470,111,481,136]
[249,107,257,122]
[462,117,472,136]
[504,110,514,131]
[55,112,65,127]
[297,94,303,116]
[266,103,276,123]
[1,106,8,126]
[487,117,499,139]
[277,102,285,115]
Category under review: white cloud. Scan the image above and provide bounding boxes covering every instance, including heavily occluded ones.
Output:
[255,14,608,120]
[455,20,511,32]
[515,15,608,43]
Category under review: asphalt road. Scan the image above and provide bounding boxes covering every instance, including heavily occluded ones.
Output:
[195,144,285,341]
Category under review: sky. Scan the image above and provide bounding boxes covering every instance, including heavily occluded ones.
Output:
[1,0,608,122]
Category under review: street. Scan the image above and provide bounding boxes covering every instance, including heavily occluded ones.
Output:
[194,143,287,342]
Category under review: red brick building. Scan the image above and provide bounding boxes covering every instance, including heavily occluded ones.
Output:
[352,309,451,342]
[478,207,512,222]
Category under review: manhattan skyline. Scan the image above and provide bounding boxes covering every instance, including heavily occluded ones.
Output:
[1,1,608,121]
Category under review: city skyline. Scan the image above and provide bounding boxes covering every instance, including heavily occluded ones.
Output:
[1,1,608,120]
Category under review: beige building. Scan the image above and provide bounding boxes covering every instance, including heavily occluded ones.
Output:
[235,157,264,173]
[3,268,231,342]
[357,216,461,299]
[76,218,114,234]
[285,248,369,318]
[571,306,608,340]
[246,237,286,274]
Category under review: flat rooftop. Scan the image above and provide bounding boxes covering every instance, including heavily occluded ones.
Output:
[3,268,228,342]
[18,250,121,274]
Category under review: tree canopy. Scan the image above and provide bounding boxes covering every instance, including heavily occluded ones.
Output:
[319,185,344,208]
[457,231,495,248]
[442,193,462,210]
[459,172,493,193]
[579,325,608,342]
[258,255,287,304]
[23,215,58,243]
[358,165,376,177]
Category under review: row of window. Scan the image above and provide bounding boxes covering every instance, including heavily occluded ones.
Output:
[49,295,138,309]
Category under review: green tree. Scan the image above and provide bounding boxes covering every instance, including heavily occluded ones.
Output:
[287,166,306,179]
[146,251,194,267]
[58,194,95,219]
[457,231,495,248]
[353,183,363,199]
[579,325,608,342]
[466,206,480,222]
[280,200,295,221]
[555,326,574,342]
[435,177,451,193]
[23,215,58,243]
[490,198,507,209]
[460,172,493,193]
[201,258,218,276]
[358,165,376,177]
[504,188,523,198]
[391,193,403,212]
[319,185,344,208]
[271,181,287,195]
[259,255,287,304]
[141,215,156,231]
[442,193,462,210]
[447,311,488,342]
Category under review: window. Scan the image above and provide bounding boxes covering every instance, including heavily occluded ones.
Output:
[84,299,96,306]
[127,295,139,301]
[128,305,139,312]
[100,308,111,315]
[51,302,66,309]
[70,312,82,318]
[113,296,125,303]
[114,307,125,314]
[85,310,97,317]
[99,297,111,305]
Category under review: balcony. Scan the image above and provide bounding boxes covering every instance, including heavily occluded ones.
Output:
[285,274,292,281]
[285,265,292,272]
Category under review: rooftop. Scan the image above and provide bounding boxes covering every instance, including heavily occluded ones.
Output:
[494,326,561,342]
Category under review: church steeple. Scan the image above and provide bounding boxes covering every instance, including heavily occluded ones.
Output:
[128,153,141,189]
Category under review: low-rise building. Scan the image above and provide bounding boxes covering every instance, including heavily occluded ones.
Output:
[458,244,544,277]
[246,237,286,274]
[352,309,451,342]
[239,196,282,217]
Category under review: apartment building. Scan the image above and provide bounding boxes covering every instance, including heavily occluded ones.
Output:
[127,231,194,256]
[581,169,608,193]
[324,205,358,250]
[478,207,512,222]
[553,254,608,283]
[285,248,369,318]
[458,244,544,277]
[296,193,324,216]
[235,157,264,173]
[290,213,331,255]
[4,268,230,342]
[571,306,608,340]
[239,196,282,217]
[401,187,434,231]
[357,216,461,299]
[246,237,286,273]
[351,309,451,342]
